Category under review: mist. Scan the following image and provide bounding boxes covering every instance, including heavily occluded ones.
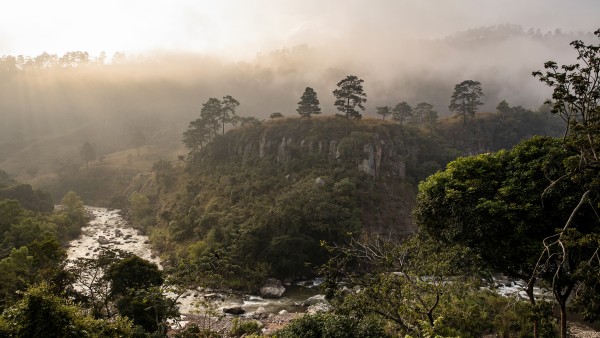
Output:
[0,24,596,179]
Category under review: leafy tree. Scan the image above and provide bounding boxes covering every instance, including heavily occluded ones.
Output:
[392,101,412,125]
[411,102,437,127]
[68,249,125,319]
[0,247,33,308]
[80,142,96,169]
[128,192,152,227]
[220,95,240,135]
[200,97,222,138]
[449,80,484,125]
[297,87,322,118]
[26,236,70,293]
[277,313,389,338]
[375,106,392,120]
[333,75,367,133]
[0,199,24,239]
[183,118,209,157]
[0,184,53,213]
[104,255,174,332]
[320,236,515,337]
[60,191,87,226]
[496,99,511,119]
[414,136,598,338]
[270,112,284,119]
[0,283,136,338]
[531,29,600,338]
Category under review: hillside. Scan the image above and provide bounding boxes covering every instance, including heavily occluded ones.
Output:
[123,117,459,285]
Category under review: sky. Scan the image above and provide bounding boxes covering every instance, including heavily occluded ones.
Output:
[0,0,598,59]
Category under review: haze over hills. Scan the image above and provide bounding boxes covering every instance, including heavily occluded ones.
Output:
[0,25,591,182]
[0,0,599,332]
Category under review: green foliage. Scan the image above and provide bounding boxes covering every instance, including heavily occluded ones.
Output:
[411,102,438,128]
[153,117,467,288]
[392,101,412,125]
[414,137,585,278]
[229,318,262,337]
[105,255,163,297]
[128,192,153,228]
[320,235,553,337]
[60,190,87,224]
[376,106,392,120]
[414,135,600,337]
[0,184,53,213]
[104,255,175,333]
[0,247,33,308]
[322,235,490,337]
[448,80,484,125]
[333,75,367,131]
[297,87,322,118]
[0,283,136,338]
[276,313,389,338]
[172,324,220,338]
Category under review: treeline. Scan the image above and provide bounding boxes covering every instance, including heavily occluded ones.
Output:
[0,51,127,71]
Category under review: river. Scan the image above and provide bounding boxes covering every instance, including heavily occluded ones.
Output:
[66,206,320,317]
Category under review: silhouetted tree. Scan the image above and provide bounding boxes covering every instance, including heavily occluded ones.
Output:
[80,142,96,169]
[182,119,209,157]
[392,101,412,125]
[200,98,222,139]
[496,100,511,120]
[376,106,393,120]
[412,102,437,128]
[449,80,484,125]
[220,95,240,135]
[297,87,322,118]
[132,130,146,157]
[333,75,367,133]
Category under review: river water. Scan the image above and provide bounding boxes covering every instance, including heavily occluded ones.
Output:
[67,206,549,321]
[66,206,319,317]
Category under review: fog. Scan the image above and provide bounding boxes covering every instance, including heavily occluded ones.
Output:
[0,22,597,179]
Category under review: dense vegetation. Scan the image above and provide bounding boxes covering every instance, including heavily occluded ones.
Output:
[0,25,597,338]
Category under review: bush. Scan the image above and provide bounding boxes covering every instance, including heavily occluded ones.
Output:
[229,318,263,337]
[276,313,389,338]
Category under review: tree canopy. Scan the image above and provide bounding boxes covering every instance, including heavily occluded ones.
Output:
[297,87,322,118]
[333,75,367,132]
[449,80,484,125]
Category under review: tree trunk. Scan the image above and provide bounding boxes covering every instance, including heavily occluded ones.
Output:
[559,300,567,338]
[525,278,539,338]
[554,282,574,338]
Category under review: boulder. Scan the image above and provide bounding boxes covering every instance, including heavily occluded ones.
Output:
[97,236,110,245]
[251,306,269,320]
[260,278,286,298]
[307,303,330,314]
[302,294,327,307]
[223,306,245,315]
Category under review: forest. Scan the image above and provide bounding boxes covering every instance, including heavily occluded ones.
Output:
[0,25,598,337]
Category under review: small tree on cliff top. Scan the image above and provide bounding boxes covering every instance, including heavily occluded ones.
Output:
[297,87,322,118]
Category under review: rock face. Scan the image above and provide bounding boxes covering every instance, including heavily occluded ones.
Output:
[260,278,286,298]
[227,131,413,179]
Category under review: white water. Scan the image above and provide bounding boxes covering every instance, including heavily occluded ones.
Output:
[66,206,319,317]
[67,207,161,266]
